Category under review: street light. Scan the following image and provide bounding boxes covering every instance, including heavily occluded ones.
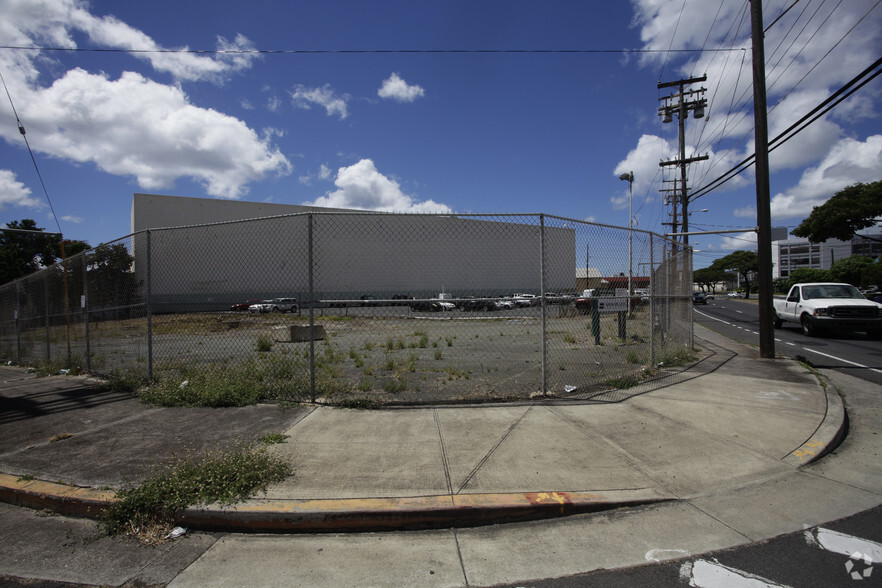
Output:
[619,172,634,297]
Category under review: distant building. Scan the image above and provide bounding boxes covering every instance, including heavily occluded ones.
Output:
[130,193,579,309]
[771,227,882,279]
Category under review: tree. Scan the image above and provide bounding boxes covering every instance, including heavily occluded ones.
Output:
[693,267,731,293]
[710,251,759,299]
[829,255,875,287]
[0,220,60,284]
[787,267,832,289]
[792,181,882,243]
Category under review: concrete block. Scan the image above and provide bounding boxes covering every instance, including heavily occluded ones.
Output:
[271,324,325,343]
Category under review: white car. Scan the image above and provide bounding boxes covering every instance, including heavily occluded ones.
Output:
[249,297,299,313]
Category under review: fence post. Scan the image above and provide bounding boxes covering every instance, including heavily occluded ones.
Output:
[44,278,50,362]
[15,281,21,363]
[539,214,547,396]
[308,213,316,403]
[146,231,153,381]
[649,237,655,367]
[84,258,90,373]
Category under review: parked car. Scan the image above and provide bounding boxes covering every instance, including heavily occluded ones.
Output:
[773,282,882,338]
[727,292,741,298]
[360,295,378,307]
[230,299,261,311]
[692,292,707,305]
[573,289,615,314]
[461,298,501,311]
[249,297,299,313]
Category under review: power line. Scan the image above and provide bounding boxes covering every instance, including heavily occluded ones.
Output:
[0,45,745,56]
[0,68,62,236]
[689,55,882,201]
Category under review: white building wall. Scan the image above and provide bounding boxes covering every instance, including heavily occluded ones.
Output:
[132,194,577,308]
[771,227,882,279]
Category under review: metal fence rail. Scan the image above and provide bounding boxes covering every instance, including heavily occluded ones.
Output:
[0,212,694,405]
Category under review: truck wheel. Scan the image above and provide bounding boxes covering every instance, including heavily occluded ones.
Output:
[773,314,782,329]
[800,314,816,337]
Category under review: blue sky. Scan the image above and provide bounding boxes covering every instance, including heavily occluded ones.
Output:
[1,0,881,269]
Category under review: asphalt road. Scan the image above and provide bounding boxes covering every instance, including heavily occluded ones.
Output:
[496,505,882,587]
[694,297,882,387]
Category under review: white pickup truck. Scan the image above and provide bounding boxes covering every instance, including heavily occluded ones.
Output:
[773,282,882,338]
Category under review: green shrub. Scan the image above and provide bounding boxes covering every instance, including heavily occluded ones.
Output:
[103,445,291,540]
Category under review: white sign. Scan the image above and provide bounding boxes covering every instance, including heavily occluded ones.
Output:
[597,298,627,313]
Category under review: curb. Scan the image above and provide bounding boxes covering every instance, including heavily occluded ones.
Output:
[179,489,675,533]
[0,473,673,532]
[0,474,114,519]
[781,376,847,467]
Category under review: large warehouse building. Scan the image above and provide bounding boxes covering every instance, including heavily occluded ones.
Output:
[131,193,578,309]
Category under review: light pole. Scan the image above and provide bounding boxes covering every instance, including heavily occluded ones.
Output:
[619,172,634,297]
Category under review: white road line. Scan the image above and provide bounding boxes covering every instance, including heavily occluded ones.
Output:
[806,527,882,561]
[801,347,882,374]
[682,559,790,587]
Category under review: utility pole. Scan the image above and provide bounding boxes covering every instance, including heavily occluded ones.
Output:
[659,178,680,235]
[658,76,708,245]
[751,0,775,359]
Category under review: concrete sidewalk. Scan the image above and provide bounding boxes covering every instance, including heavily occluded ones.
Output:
[4,323,881,587]
[0,325,846,531]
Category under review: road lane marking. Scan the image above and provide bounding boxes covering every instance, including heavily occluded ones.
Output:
[681,559,790,587]
[645,548,690,562]
[805,527,882,561]
[801,347,882,374]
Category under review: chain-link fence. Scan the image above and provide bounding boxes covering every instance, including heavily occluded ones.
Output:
[0,212,694,405]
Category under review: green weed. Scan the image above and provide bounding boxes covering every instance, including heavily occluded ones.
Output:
[103,445,291,541]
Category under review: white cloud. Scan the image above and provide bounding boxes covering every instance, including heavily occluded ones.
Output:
[770,135,882,220]
[0,169,43,209]
[318,164,332,180]
[0,0,290,198]
[17,68,290,198]
[378,73,425,103]
[303,159,452,213]
[733,206,755,218]
[2,0,258,83]
[717,231,758,251]
[60,214,83,223]
[290,84,349,119]
[629,0,882,207]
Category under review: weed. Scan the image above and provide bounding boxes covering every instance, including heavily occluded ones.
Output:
[142,355,313,407]
[103,445,291,541]
[434,350,443,360]
[49,433,73,442]
[605,375,641,389]
[383,358,396,371]
[626,350,642,364]
[564,332,577,344]
[17,474,35,482]
[256,336,273,352]
[383,378,407,393]
[358,378,372,392]
[657,346,697,367]
[334,396,381,410]
[403,354,418,372]
[259,433,288,445]
[100,369,145,394]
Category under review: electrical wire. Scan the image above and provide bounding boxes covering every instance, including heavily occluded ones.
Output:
[0,45,744,56]
[0,68,62,236]
[689,55,882,202]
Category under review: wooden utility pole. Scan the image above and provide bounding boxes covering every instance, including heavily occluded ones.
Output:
[658,77,709,246]
[751,0,775,359]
